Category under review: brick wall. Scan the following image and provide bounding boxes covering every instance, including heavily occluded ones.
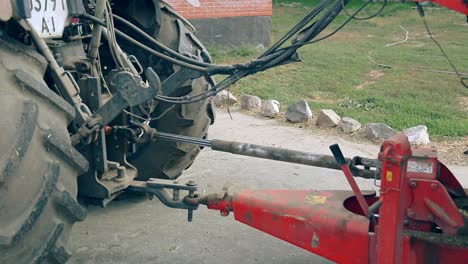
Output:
[165,0,272,19]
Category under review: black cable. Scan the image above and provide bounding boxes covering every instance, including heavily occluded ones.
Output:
[80,13,106,26]
[153,0,340,103]
[416,3,468,89]
[342,0,387,21]
[113,11,347,75]
[279,0,376,50]
[81,13,209,72]
[114,29,209,72]
[82,0,340,78]
[262,0,334,56]
[96,14,290,75]
[112,14,216,68]
[259,0,348,71]
[156,0,352,104]
[157,0,351,103]
[80,14,246,103]
[82,0,384,104]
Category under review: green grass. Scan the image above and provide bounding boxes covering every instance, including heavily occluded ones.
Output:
[208,1,468,137]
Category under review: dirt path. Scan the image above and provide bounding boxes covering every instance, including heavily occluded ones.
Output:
[69,110,467,264]
[232,107,468,166]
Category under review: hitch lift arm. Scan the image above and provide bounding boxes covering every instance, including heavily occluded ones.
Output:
[110,125,380,179]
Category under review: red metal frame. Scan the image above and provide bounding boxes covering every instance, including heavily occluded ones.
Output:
[376,134,411,263]
[413,0,468,15]
[200,134,467,263]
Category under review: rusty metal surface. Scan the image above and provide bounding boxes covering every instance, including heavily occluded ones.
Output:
[212,139,342,169]
[404,233,468,264]
[127,129,379,178]
[211,139,378,179]
[128,180,198,211]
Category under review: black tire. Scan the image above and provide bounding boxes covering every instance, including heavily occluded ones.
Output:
[115,0,216,180]
[0,37,89,263]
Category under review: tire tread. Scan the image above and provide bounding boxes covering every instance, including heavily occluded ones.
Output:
[15,70,76,122]
[0,162,60,246]
[32,223,64,264]
[0,101,38,185]
[43,131,89,175]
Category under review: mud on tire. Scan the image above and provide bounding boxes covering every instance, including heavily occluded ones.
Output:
[0,37,88,263]
[115,0,216,180]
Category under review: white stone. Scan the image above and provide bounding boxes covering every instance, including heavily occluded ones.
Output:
[262,100,280,118]
[285,99,312,123]
[240,94,262,110]
[362,123,397,140]
[214,90,238,107]
[340,117,362,134]
[403,125,430,145]
[316,109,341,128]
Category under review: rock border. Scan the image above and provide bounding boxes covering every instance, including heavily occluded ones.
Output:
[231,94,431,145]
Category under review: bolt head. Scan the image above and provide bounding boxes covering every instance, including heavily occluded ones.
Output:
[403,219,410,226]
[186,180,197,186]
[220,211,230,217]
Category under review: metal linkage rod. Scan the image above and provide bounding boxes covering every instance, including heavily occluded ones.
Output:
[211,139,342,170]
[154,132,378,179]
[156,132,213,148]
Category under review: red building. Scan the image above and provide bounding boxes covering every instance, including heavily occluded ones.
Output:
[165,0,272,47]
[165,0,272,19]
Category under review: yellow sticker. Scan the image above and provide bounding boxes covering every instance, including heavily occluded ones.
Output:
[305,195,327,204]
[386,171,393,182]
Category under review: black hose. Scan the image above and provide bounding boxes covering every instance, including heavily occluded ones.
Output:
[81,0,386,104]
[114,29,209,72]
[80,13,209,72]
[342,0,387,21]
[112,14,214,68]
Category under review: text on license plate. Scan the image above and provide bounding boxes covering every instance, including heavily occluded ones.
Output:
[27,0,69,38]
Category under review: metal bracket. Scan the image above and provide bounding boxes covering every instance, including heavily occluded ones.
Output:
[128,179,199,222]
[71,68,160,145]
[161,67,203,95]
[94,69,159,125]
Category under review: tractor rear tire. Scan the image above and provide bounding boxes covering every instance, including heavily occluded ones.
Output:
[116,0,216,180]
[0,37,88,263]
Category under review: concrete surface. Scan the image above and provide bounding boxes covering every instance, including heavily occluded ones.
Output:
[70,110,468,264]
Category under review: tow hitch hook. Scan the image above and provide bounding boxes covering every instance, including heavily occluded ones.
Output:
[128,179,201,222]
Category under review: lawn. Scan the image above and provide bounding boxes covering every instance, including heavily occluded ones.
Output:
[208,0,468,138]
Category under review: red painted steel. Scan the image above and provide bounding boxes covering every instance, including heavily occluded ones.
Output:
[338,164,370,216]
[377,134,412,264]
[231,190,371,263]
[414,0,468,15]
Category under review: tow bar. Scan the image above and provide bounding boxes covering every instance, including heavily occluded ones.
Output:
[123,125,379,222]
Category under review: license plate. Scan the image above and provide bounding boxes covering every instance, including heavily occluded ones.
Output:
[27,0,70,38]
